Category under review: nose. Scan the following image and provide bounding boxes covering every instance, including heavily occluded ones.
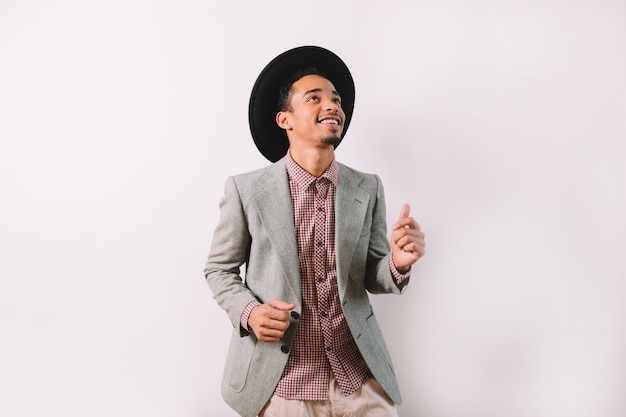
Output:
[323,98,339,112]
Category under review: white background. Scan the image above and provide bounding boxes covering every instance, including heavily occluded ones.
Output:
[1,1,624,416]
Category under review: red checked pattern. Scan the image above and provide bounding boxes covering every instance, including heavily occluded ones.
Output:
[274,153,370,400]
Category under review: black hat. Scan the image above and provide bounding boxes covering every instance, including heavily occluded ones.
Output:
[248,46,355,162]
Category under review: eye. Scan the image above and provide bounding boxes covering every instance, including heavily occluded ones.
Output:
[333,97,342,105]
[307,95,320,102]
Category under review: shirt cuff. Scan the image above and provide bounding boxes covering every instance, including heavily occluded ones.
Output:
[240,300,262,332]
[389,256,411,290]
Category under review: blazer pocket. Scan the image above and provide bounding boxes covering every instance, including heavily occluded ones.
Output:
[224,331,257,392]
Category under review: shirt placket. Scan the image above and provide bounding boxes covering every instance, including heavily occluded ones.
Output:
[313,178,334,366]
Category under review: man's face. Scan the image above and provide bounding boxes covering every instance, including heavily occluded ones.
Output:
[276,74,346,148]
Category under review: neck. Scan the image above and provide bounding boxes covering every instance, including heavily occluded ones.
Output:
[288,145,335,177]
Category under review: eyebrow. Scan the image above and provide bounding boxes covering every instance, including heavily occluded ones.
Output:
[303,88,341,98]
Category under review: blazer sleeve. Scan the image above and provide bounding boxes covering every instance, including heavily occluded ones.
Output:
[364,174,409,295]
[204,176,258,333]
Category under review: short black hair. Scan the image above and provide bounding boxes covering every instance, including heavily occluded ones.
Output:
[277,67,328,112]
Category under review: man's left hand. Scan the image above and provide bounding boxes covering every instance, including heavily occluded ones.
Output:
[391,203,425,272]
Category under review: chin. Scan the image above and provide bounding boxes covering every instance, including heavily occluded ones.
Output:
[321,136,342,147]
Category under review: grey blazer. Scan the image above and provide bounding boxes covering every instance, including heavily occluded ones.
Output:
[204,157,408,417]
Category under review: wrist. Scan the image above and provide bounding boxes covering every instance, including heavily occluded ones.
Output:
[241,300,261,332]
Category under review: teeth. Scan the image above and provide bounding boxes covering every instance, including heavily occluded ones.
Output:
[320,119,338,124]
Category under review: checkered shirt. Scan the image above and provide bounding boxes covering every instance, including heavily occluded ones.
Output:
[264,153,369,400]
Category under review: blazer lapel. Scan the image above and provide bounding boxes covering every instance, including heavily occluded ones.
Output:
[252,160,301,302]
[335,164,370,298]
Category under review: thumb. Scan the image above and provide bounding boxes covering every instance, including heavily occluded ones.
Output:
[399,203,410,219]
[269,300,296,311]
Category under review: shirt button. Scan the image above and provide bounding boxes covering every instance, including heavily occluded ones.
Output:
[317,206,324,212]
[316,278,324,283]
[316,241,323,247]
[290,311,300,320]
[325,346,332,352]
[281,345,289,354]
[320,312,327,318]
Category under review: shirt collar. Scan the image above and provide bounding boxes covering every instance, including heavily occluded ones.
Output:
[285,151,339,190]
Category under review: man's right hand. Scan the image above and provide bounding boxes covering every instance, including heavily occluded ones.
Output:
[247,300,296,342]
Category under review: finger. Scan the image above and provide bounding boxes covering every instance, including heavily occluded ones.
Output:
[396,231,425,249]
[256,328,285,342]
[253,312,290,333]
[391,227,405,244]
[269,300,297,311]
[392,227,412,247]
[394,218,421,232]
[396,236,417,251]
[403,240,425,254]
[399,203,410,219]
[392,224,420,244]
[264,317,290,331]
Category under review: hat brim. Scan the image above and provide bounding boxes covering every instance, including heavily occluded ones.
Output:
[248,46,355,162]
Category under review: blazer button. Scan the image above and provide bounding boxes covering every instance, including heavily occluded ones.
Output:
[291,311,300,320]
[281,345,289,354]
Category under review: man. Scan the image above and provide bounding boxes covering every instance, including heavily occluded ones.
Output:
[204,46,425,417]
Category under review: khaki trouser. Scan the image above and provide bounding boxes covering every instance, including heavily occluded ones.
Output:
[259,373,399,417]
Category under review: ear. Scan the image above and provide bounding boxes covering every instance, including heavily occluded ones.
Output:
[276,111,292,131]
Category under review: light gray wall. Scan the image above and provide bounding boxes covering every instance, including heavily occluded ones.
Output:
[1,1,624,416]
